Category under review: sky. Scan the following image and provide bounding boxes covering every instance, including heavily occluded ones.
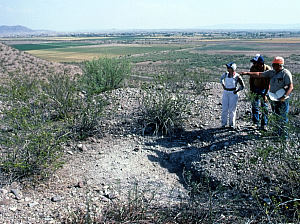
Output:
[1,0,300,32]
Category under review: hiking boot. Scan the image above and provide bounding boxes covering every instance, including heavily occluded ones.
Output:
[229,125,236,130]
[260,126,268,131]
[250,123,259,129]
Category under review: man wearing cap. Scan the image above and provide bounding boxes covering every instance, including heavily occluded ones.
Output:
[220,62,245,129]
[249,54,271,130]
[241,56,293,138]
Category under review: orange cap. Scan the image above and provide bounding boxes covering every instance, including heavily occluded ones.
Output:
[272,56,284,65]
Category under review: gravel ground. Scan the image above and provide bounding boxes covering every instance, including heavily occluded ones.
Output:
[1,83,298,223]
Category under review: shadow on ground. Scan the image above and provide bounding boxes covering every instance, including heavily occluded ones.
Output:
[144,126,263,219]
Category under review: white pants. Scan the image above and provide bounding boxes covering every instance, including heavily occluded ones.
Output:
[221,91,238,127]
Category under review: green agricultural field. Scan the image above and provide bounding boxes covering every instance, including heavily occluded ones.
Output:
[4,35,300,66]
[26,44,188,62]
[26,50,100,62]
[11,42,97,51]
[194,41,300,52]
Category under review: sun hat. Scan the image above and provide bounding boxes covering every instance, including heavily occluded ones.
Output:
[272,56,284,65]
[250,54,264,63]
[226,62,237,71]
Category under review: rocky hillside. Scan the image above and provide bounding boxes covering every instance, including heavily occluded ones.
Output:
[0,42,82,78]
[0,43,299,223]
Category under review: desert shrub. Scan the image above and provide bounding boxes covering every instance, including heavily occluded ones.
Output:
[0,70,107,179]
[64,201,209,224]
[155,68,210,95]
[62,182,210,224]
[41,72,79,120]
[290,73,300,116]
[101,184,157,223]
[6,73,40,102]
[62,183,156,224]
[242,128,300,222]
[40,72,106,140]
[189,71,213,94]
[81,57,131,95]
[1,128,64,179]
[0,74,65,179]
[140,77,190,136]
[67,94,106,140]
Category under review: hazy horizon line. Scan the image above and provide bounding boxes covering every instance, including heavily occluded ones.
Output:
[2,23,300,33]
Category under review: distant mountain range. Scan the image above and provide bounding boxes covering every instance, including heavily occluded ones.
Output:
[0,25,55,36]
[0,25,34,34]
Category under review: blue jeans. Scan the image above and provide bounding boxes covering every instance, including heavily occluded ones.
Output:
[251,88,268,127]
[270,99,289,137]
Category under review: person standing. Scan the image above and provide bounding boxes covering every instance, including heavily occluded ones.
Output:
[249,54,271,130]
[241,56,293,138]
[220,62,245,129]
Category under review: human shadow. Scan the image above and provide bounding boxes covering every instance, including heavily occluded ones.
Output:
[145,125,262,218]
[146,125,259,181]
[145,125,259,152]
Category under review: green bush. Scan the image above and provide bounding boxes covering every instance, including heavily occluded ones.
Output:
[0,70,107,179]
[81,57,131,95]
[40,72,106,140]
[0,56,134,179]
[0,74,65,179]
[1,129,64,179]
[41,72,79,120]
[68,95,107,140]
[140,78,190,136]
